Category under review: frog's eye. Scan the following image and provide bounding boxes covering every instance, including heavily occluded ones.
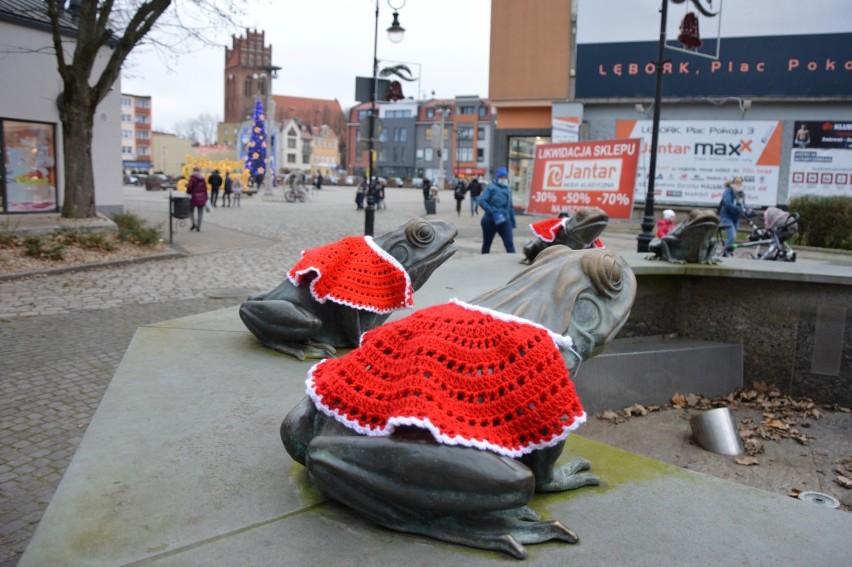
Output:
[406,221,435,247]
[582,252,623,298]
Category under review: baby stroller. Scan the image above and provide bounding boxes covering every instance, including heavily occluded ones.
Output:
[743,206,799,261]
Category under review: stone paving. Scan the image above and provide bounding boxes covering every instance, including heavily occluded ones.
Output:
[1,186,849,565]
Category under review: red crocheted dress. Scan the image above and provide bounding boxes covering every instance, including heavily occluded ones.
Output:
[306,299,586,458]
[529,217,606,249]
[287,236,413,314]
[529,218,567,243]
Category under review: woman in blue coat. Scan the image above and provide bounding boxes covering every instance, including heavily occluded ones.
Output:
[478,167,516,254]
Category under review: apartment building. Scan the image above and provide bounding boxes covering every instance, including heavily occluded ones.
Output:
[121,93,153,174]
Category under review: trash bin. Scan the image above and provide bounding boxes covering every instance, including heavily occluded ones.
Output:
[424,199,436,215]
[171,195,190,219]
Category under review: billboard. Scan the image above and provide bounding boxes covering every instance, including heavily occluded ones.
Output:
[575,1,852,99]
[615,120,783,208]
[788,121,852,199]
[526,139,641,218]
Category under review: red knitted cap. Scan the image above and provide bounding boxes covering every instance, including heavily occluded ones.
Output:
[529,218,567,243]
[307,299,585,458]
[288,236,413,313]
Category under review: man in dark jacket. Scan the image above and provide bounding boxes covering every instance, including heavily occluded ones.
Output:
[467,177,483,215]
[207,170,223,207]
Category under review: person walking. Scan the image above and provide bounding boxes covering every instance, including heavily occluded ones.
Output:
[479,167,516,254]
[232,175,242,207]
[208,169,223,207]
[315,172,323,191]
[453,178,467,216]
[222,174,233,207]
[467,177,482,215]
[186,167,208,231]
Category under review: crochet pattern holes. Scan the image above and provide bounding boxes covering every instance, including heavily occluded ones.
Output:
[307,300,586,458]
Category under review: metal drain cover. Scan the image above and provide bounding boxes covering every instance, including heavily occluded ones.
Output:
[797,491,840,508]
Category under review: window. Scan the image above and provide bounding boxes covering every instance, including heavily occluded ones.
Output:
[135,99,150,109]
[424,148,433,161]
[287,154,296,163]
[303,155,310,164]
[456,148,473,162]
[460,106,475,115]
[288,138,296,149]
[358,110,370,122]
[136,131,150,139]
[478,126,486,140]
[135,115,149,124]
[385,110,411,118]
[479,105,488,118]
[121,114,132,122]
[138,147,150,155]
[122,146,133,154]
[121,97,132,107]
[122,130,132,139]
[426,108,435,119]
[477,148,485,162]
[457,127,473,141]
[425,128,432,141]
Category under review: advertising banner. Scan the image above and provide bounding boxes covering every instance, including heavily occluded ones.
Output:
[788,121,852,199]
[575,0,852,100]
[552,117,580,143]
[526,139,641,218]
[615,120,783,208]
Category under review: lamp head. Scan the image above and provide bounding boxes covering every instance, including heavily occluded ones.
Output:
[387,11,405,43]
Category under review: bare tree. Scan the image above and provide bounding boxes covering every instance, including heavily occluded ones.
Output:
[44,0,246,218]
[173,112,220,145]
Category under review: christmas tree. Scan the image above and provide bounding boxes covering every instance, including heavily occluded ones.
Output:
[245,98,267,187]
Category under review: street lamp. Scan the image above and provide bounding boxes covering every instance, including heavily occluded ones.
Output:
[636,0,669,252]
[365,0,406,236]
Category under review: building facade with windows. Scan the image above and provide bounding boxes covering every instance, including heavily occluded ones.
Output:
[121,94,153,174]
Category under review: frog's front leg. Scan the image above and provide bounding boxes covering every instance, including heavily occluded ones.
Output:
[658,240,686,264]
[305,435,578,559]
[520,441,600,492]
[239,300,336,360]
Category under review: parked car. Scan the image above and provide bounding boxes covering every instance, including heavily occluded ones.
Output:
[411,177,424,189]
[390,177,404,187]
[123,174,137,185]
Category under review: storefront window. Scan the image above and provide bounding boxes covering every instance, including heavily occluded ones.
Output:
[2,120,58,213]
[507,135,549,210]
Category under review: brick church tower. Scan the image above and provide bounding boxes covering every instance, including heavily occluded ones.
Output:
[223,29,279,124]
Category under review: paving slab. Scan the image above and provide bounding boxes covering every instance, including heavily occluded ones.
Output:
[21,303,852,566]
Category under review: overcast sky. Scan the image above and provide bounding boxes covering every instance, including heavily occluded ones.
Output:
[121,0,492,133]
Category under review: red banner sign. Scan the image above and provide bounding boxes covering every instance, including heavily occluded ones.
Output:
[527,139,641,219]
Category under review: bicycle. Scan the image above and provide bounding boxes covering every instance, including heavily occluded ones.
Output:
[712,208,798,262]
[284,184,308,202]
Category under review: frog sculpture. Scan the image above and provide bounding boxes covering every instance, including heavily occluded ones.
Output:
[239,219,457,360]
[522,207,609,264]
[281,247,637,558]
[647,209,721,264]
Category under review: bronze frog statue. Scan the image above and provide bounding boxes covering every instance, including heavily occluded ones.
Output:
[281,247,637,559]
[240,219,457,360]
[647,209,720,264]
[522,207,609,264]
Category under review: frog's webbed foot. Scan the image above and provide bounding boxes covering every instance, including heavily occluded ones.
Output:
[271,340,336,361]
[666,257,686,264]
[418,509,578,559]
[535,456,600,492]
[645,253,660,261]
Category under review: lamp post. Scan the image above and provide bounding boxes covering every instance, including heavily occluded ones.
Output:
[365,0,406,236]
[636,0,669,252]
